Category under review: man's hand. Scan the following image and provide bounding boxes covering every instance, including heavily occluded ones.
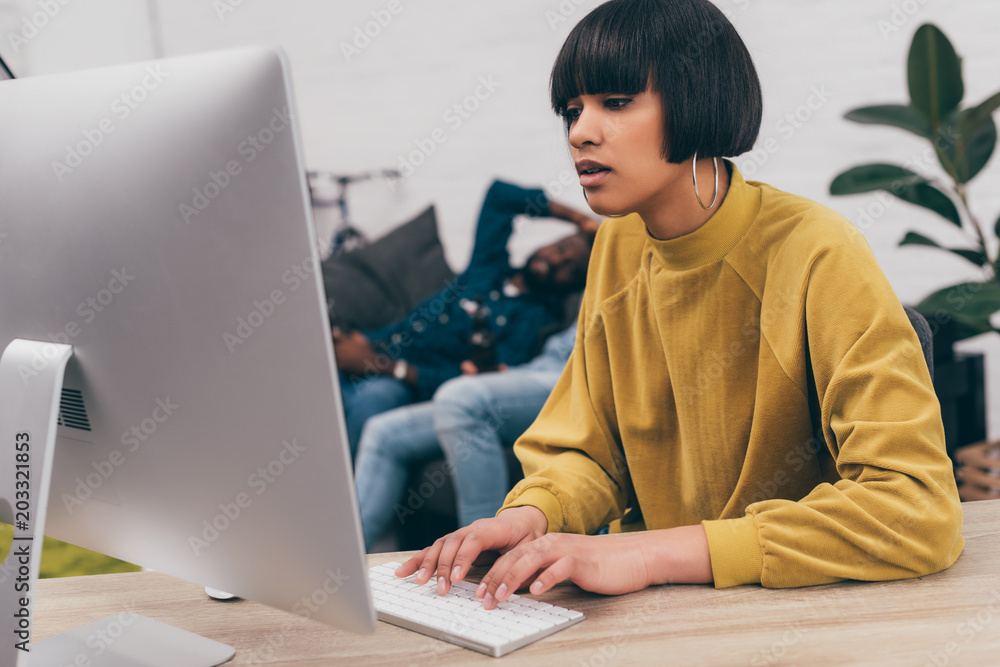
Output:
[332,328,382,376]
[460,360,509,375]
[577,216,601,238]
[548,200,601,239]
[956,441,1000,501]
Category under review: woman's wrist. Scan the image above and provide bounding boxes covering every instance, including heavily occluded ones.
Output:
[498,505,549,539]
[636,524,714,586]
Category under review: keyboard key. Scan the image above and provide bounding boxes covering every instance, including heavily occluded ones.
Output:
[518,615,557,630]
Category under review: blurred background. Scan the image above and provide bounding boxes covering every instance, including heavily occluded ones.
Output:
[1,0,998,436]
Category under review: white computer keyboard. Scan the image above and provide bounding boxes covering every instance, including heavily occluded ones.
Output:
[369,562,585,657]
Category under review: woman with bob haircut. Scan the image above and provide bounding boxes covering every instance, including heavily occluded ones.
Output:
[396,0,963,604]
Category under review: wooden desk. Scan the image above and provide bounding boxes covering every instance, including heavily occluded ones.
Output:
[36,500,1000,665]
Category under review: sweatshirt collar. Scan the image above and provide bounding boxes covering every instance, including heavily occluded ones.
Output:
[644,161,761,271]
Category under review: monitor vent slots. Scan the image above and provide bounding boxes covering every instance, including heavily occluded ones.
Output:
[57,388,92,431]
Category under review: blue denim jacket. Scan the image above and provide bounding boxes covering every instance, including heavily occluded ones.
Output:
[365,181,563,400]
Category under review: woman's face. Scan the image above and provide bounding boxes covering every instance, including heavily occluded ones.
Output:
[564,89,686,218]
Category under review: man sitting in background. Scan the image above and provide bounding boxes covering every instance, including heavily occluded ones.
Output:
[333,179,598,456]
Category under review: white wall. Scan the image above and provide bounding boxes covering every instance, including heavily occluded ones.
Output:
[0,0,156,74]
[5,0,1000,433]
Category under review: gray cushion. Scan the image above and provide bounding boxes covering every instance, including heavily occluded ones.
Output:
[322,206,454,331]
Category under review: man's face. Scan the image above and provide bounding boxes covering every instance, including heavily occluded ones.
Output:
[523,234,591,294]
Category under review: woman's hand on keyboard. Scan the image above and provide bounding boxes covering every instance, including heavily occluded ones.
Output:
[473,532,653,607]
[397,517,713,609]
[395,506,548,596]
[474,525,713,608]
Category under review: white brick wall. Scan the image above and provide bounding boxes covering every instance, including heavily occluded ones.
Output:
[5,0,1000,434]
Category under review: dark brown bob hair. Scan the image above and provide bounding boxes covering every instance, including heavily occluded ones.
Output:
[550,0,763,163]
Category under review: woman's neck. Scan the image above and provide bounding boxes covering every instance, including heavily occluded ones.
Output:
[642,159,732,241]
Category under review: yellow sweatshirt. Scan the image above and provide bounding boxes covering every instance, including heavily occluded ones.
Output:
[500,163,964,588]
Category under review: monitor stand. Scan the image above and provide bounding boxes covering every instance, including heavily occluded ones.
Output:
[0,339,235,666]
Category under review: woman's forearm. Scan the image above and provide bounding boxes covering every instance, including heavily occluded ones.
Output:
[636,524,714,586]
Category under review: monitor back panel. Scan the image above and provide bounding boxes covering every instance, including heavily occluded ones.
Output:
[0,49,374,633]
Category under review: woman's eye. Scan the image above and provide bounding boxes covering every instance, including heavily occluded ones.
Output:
[605,97,633,110]
[562,108,582,122]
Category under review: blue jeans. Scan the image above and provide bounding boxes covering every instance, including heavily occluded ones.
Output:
[340,372,412,458]
[434,372,560,526]
[354,369,560,549]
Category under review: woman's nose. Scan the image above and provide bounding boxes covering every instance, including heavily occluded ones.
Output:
[569,107,601,148]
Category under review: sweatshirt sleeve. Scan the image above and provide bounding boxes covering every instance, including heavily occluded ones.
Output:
[704,226,964,588]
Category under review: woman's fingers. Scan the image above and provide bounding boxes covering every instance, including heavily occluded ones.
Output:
[399,517,529,592]
[443,519,529,593]
[434,531,475,594]
[480,534,567,608]
[395,510,558,605]
[395,547,430,577]
[445,523,500,585]
[413,535,456,585]
[527,557,576,595]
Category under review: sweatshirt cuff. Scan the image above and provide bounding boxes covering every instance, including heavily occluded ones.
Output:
[702,515,764,588]
[498,486,564,533]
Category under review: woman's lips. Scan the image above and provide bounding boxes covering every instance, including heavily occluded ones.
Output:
[580,168,610,188]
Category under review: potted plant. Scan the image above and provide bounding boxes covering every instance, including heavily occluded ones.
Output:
[830,23,1000,460]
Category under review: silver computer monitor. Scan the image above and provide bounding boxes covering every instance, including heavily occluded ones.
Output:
[0,47,375,643]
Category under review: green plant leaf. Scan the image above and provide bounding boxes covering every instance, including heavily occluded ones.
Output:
[949,249,991,266]
[908,24,964,128]
[896,182,964,227]
[900,231,942,248]
[940,108,998,183]
[958,90,1000,139]
[844,104,932,139]
[830,164,921,195]
[943,90,1000,183]
[830,163,962,227]
[899,231,987,266]
[917,280,1000,341]
[995,212,1000,240]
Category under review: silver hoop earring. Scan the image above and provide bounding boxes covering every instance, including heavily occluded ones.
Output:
[692,151,719,211]
[582,189,627,218]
